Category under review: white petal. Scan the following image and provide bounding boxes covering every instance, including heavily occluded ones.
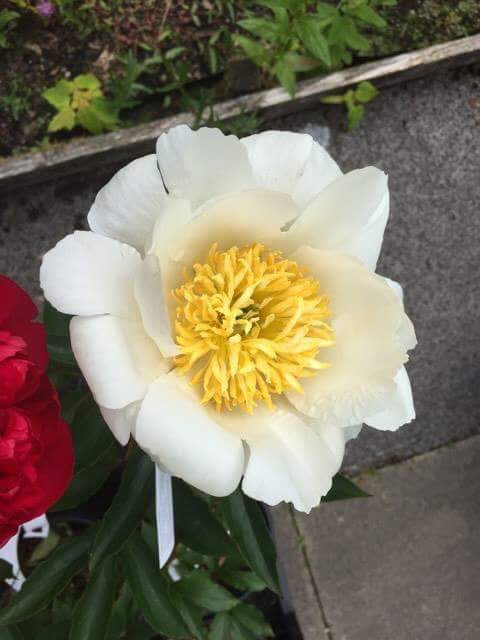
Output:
[383,277,417,350]
[134,374,244,496]
[156,125,255,209]
[292,139,343,208]
[287,248,411,426]
[159,190,300,285]
[343,424,363,442]
[40,231,141,319]
[242,402,344,512]
[100,402,141,446]
[134,254,178,358]
[289,167,389,269]
[364,366,415,431]
[88,155,168,251]
[147,197,193,261]
[70,315,165,410]
[243,130,341,208]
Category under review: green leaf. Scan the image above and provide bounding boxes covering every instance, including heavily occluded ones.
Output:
[0,10,19,29]
[69,557,116,640]
[355,80,379,104]
[230,619,255,640]
[90,98,119,127]
[328,16,349,45]
[231,603,273,637]
[217,569,266,593]
[0,559,13,580]
[283,52,320,73]
[60,389,88,423]
[48,107,76,133]
[75,106,104,134]
[348,103,365,128]
[90,447,154,570]
[0,625,25,640]
[233,35,269,67]
[165,46,186,60]
[351,4,386,28]
[106,582,134,640]
[175,571,238,612]
[52,443,119,512]
[221,489,280,594]
[122,534,189,639]
[37,622,70,640]
[52,599,72,623]
[0,526,97,625]
[323,474,370,501]
[70,395,117,472]
[316,2,338,20]
[42,301,71,338]
[209,612,231,640]
[320,93,346,104]
[274,56,296,97]
[28,531,60,565]
[173,480,237,557]
[46,334,76,366]
[126,622,157,640]
[257,0,297,10]
[169,590,206,640]
[238,18,280,42]
[73,73,101,90]
[42,80,72,110]
[343,88,356,110]
[342,18,371,52]
[295,16,331,67]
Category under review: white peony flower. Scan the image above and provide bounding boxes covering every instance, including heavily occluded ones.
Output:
[40,126,416,512]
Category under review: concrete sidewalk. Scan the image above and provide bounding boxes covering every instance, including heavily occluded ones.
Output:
[271,436,480,640]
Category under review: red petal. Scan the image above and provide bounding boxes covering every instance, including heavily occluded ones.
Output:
[0,276,38,327]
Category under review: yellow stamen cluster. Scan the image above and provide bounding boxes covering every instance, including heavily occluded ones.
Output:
[173,243,334,413]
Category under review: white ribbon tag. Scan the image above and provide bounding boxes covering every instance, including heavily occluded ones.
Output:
[0,514,50,591]
[155,466,175,569]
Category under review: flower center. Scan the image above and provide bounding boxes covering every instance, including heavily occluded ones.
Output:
[172,243,334,413]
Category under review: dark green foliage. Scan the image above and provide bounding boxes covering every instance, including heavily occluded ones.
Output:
[235,0,395,95]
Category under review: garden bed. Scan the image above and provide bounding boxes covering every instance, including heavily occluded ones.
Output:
[1,33,479,193]
[1,0,480,161]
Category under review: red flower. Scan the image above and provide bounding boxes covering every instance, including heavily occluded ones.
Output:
[0,276,73,547]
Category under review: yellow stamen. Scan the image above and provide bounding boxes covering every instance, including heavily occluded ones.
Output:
[173,243,334,413]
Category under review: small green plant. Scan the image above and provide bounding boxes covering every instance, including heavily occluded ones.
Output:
[42,73,119,134]
[321,80,379,128]
[235,0,396,96]
[0,80,33,119]
[0,9,19,48]
[109,48,183,111]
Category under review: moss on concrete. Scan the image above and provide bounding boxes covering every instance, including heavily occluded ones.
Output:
[373,0,480,56]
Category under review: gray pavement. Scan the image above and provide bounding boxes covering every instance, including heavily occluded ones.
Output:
[271,435,480,640]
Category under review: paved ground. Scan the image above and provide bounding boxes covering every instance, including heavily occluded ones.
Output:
[271,435,480,640]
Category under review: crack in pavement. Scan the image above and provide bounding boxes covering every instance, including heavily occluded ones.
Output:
[288,505,334,640]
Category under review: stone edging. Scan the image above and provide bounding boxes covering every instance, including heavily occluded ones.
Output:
[1,34,479,194]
